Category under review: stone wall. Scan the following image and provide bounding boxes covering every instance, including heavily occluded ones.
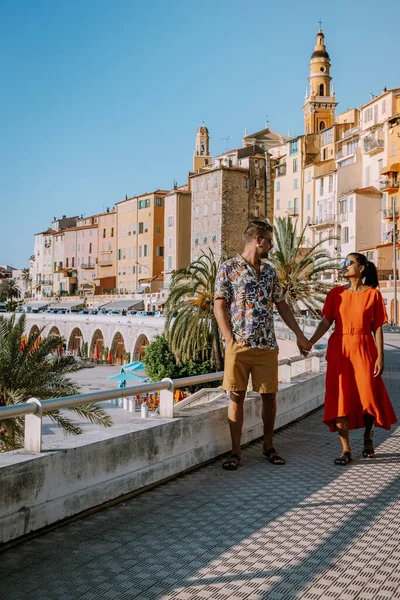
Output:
[221,169,251,258]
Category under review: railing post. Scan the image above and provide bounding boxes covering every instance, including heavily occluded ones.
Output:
[279,359,292,383]
[24,398,43,453]
[160,378,175,418]
[311,354,321,374]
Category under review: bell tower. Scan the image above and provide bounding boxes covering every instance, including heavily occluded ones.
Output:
[193,123,212,172]
[303,29,337,134]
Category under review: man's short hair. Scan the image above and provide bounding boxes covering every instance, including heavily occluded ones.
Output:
[243,220,273,244]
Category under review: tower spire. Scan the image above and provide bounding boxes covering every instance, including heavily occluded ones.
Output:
[302,28,337,134]
[193,123,212,172]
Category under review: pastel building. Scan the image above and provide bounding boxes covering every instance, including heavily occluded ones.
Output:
[163,185,191,287]
[75,215,99,293]
[116,190,168,293]
[97,209,117,293]
[32,231,53,298]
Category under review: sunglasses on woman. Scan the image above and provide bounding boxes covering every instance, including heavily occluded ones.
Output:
[339,258,352,269]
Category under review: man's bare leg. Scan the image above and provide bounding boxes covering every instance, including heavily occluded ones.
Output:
[228,391,246,457]
[261,392,277,449]
[261,393,285,464]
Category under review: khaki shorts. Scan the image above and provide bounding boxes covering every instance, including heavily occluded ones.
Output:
[223,340,279,394]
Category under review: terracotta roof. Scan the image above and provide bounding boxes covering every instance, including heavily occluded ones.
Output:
[97,209,117,217]
[116,189,169,205]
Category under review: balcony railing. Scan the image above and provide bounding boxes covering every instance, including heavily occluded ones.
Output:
[380,178,399,191]
[380,179,390,191]
[98,260,113,267]
[36,279,53,285]
[383,208,399,219]
[309,214,336,228]
[335,148,356,161]
[288,207,299,217]
[81,263,96,269]
[340,126,360,141]
[338,213,348,223]
[363,138,384,154]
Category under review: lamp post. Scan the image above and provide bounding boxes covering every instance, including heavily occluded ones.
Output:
[392,196,398,326]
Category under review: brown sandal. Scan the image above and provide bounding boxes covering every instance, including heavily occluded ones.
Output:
[263,446,286,465]
[222,453,241,470]
[334,451,352,466]
[362,436,375,458]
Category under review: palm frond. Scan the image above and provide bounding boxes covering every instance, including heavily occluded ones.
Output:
[0,313,113,451]
[270,217,339,316]
[165,249,225,370]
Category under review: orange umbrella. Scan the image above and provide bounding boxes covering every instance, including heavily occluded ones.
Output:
[93,345,99,360]
[107,349,113,364]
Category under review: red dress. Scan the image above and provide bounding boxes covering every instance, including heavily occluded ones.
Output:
[322,286,397,432]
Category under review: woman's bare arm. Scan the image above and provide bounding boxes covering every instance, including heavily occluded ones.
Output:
[374,325,384,377]
[309,317,332,346]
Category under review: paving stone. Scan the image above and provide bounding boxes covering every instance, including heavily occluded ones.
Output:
[3,334,400,600]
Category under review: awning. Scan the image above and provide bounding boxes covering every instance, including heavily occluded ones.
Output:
[381,163,400,175]
[102,300,144,311]
[150,298,168,306]
[26,301,49,309]
[48,300,85,309]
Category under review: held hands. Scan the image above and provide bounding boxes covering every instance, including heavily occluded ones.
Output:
[297,333,313,357]
[374,357,384,378]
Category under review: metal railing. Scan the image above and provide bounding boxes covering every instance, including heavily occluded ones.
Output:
[363,138,384,153]
[0,351,324,453]
[336,148,356,161]
[340,126,360,141]
[383,208,399,219]
[309,214,335,227]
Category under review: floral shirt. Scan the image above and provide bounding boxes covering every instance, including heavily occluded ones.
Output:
[214,254,284,349]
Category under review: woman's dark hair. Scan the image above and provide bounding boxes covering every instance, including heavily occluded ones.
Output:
[349,252,379,288]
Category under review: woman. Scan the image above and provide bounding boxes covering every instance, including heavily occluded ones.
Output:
[310,253,397,465]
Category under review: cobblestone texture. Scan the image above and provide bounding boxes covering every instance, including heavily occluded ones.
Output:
[2,334,400,600]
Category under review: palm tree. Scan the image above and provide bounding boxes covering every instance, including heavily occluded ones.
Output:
[21,268,31,295]
[165,250,224,371]
[270,216,339,316]
[0,279,21,310]
[0,314,112,452]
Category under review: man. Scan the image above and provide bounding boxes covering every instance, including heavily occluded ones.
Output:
[214,220,312,470]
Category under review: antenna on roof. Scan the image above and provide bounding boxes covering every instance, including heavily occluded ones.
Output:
[221,135,231,151]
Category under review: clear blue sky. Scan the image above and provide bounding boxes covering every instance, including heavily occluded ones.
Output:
[1,0,399,267]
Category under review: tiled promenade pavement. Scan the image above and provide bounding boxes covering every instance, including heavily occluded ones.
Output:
[3,334,400,600]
